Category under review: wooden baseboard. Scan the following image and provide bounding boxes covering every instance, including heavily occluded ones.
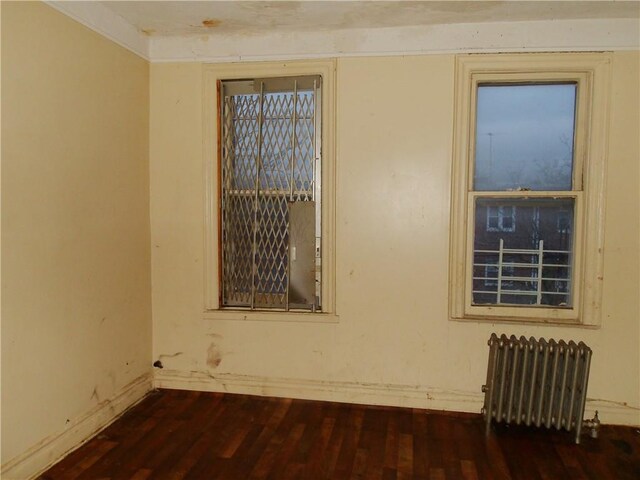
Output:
[154,369,640,426]
[154,369,484,413]
[1,373,153,480]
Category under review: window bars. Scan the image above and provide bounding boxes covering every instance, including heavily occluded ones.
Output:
[220,76,322,311]
[473,239,572,307]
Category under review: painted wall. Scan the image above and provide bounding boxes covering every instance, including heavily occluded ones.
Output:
[1,1,152,474]
[1,3,636,477]
[150,51,639,426]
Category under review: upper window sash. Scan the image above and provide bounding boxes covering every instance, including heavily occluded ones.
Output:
[467,72,592,194]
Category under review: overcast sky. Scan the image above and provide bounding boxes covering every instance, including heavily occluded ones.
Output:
[474,84,576,191]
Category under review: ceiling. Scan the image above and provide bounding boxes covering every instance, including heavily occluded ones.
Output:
[102,1,640,37]
[46,1,640,61]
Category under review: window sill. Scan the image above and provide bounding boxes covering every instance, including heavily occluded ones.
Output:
[203,309,340,324]
[450,314,599,329]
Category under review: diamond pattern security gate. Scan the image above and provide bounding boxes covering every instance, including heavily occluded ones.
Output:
[220,76,322,311]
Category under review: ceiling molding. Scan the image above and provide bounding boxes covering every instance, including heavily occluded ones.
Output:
[44,2,638,64]
[149,18,640,63]
[45,1,149,60]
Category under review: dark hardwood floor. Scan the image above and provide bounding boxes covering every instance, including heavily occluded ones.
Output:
[39,389,640,479]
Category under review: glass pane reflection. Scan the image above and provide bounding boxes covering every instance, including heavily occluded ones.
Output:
[474,84,577,191]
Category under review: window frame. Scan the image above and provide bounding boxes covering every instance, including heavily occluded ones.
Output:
[449,53,611,326]
[203,60,337,322]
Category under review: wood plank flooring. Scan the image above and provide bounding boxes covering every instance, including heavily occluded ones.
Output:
[39,389,640,479]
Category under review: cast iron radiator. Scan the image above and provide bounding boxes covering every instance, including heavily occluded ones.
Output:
[482,333,593,444]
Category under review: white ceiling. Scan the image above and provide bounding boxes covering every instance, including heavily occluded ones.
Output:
[102,1,640,37]
[47,1,640,61]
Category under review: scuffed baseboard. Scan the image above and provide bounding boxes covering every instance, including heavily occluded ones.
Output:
[1,372,153,480]
[154,369,640,426]
[154,369,484,413]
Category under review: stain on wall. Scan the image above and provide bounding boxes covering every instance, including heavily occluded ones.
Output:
[207,342,222,368]
[158,352,184,360]
[90,387,100,402]
[202,18,221,28]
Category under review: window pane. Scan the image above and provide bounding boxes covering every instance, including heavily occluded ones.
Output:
[220,77,321,311]
[474,84,576,191]
[472,198,574,307]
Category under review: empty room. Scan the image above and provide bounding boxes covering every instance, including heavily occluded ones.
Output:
[2,1,639,479]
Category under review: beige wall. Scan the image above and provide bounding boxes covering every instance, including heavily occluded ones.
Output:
[1,1,152,472]
[150,52,639,425]
[1,3,635,476]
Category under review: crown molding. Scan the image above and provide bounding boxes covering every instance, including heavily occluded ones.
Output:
[42,3,638,64]
[45,1,149,60]
[149,18,640,63]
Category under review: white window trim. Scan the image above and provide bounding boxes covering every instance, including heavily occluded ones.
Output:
[449,53,611,326]
[203,59,337,322]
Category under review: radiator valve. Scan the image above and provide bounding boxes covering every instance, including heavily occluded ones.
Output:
[583,411,600,439]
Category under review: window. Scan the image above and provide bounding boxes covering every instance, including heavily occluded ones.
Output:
[486,205,515,232]
[450,54,610,325]
[203,60,336,320]
[219,76,321,311]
